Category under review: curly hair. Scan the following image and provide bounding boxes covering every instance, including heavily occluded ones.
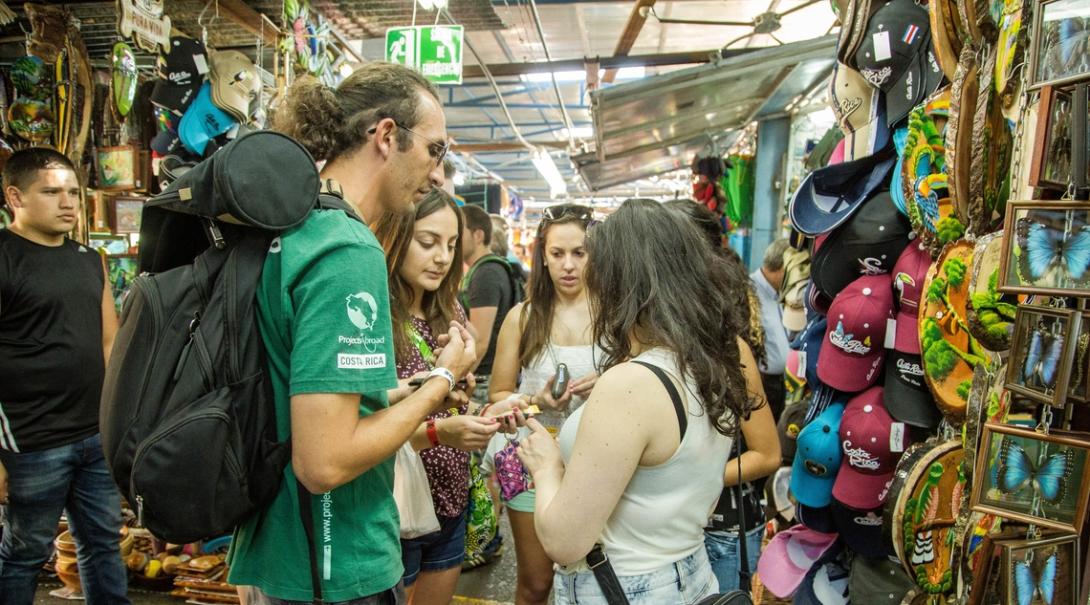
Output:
[586,199,762,435]
[271,62,439,163]
[373,188,465,360]
[663,200,766,364]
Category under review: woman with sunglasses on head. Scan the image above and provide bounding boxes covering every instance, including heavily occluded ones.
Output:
[516,199,779,603]
[373,189,524,605]
[486,203,601,605]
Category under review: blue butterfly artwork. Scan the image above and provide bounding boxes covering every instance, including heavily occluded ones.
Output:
[1021,329,1064,390]
[1012,551,1058,605]
[995,438,1073,506]
[1016,217,1090,288]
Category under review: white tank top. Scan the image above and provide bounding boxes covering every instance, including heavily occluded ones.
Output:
[557,348,734,575]
[518,342,600,435]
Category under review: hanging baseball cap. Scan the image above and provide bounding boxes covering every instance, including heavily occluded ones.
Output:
[849,555,915,605]
[796,502,838,533]
[890,125,910,216]
[883,351,941,430]
[757,525,839,598]
[779,400,810,464]
[112,42,138,118]
[830,499,893,558]
[794,550,851,605]
[891,241,931,354]
[832,387,908,510]
[792,313,828,389]
[152,35,209,117]
[179,81,238,156]
[783,248,812,332]
[789,149,896,236]
[790,402,845,508]
[817,274,894,392]
[810,191,912,301]
[850,0,944,127]
[831,62,895,161]
[768,466,796,523]
[209,50,260,123]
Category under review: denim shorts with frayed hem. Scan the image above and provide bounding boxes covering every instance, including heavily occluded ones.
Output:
[554,547,719,604]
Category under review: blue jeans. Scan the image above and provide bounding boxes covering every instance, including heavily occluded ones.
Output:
[0,433,130,605]
[554,547,718,604]
[704,525,764,592]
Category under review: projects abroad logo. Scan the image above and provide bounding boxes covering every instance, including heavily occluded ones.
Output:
[346,292,378,331]
[339,291,385,363]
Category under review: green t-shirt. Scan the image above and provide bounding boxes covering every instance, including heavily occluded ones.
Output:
[227,208,401,601]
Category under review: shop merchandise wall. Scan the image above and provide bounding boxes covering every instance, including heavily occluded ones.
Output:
[776,0,1090,604]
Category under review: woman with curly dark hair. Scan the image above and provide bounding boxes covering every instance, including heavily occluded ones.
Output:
[516,199,779,602]
[665,199,780,592]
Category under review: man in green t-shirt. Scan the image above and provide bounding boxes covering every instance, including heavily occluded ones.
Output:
[227,63,476,605]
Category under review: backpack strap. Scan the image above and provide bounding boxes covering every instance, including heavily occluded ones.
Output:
[630,360,687,440]
[297,480,324,604]
[317,179,363,224]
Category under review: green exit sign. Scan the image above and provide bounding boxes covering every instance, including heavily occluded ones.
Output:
[385,25,464,85]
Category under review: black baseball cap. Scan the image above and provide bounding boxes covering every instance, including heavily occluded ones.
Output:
[789,151,896,237]
[810,191,912,300]
[850,555,915,605]
[851,0,944,126]
[778,400,810,465]
[883,351,942,430]
[796,502,838,533]
[831,499,894,558]
[152,36,208,117]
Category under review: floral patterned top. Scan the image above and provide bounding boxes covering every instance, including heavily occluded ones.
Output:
[397,310,470,519]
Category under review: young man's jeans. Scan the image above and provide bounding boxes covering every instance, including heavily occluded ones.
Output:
[0,433,130,605]
[244,585,404,605]
[704,525,764,592]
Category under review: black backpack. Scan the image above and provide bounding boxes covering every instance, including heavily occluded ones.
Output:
[459,254,525,311]
[99,131,357,545]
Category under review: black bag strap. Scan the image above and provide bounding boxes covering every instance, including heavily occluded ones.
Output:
[297,479,324,604]
[631,360,687,439]
[317,179,363,224]
[733,434,752,592]
[585,544,630,605]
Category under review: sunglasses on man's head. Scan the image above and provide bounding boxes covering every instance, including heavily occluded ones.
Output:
[367,122,450,167]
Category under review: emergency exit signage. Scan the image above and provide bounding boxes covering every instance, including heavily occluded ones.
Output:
[385,25,464,85]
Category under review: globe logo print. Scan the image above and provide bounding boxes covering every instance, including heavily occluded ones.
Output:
[346,292,378,331]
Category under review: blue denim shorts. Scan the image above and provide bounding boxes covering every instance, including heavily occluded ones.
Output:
[554,547,719,604]
[400,511,467,585]
[704,525,764,592]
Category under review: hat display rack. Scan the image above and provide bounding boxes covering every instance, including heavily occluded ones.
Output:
[778,0,1090,603]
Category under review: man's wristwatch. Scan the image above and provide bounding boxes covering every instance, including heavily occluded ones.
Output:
[427,367,456,392]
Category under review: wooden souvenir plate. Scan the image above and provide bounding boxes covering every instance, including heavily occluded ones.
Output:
[885,439,965,595]
[969,49,1012,235]
[958,0,999,44]
[967,233,1020,351]
[919,241,995,422]
[994,0,1032,106]
[948,47,980,229]
[903,88,958,254]
[930,0,964,80]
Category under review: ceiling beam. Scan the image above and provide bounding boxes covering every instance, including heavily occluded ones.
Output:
[213,0,281,47]
[602,0,657,84]
[463,48,733,78]
[455,142,569,152]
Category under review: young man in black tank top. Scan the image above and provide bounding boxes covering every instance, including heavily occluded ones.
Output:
[0,148,128,604]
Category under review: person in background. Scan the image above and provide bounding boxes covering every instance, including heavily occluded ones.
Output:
[516,199,779,603]
[459,204,517,402]
[442,159,457,196]
[487,203,599,605]
[0,148,127,605]
[490,213,530,277]
[227,63,478,605]
[664,200,776,591]
[374,189,525,604]
[751,238,791,420]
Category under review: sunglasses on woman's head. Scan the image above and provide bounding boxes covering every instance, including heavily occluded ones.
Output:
[542,205,594,223]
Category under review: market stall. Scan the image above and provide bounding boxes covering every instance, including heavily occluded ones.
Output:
[771,0,1090,603]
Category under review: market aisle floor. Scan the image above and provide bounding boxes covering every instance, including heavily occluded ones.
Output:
[34,514,519,605]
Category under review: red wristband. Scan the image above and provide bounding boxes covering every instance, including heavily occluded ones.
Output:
[426,419,441,447]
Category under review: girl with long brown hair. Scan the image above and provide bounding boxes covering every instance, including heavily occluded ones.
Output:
[374,189,522,604]
[486,203,600,605]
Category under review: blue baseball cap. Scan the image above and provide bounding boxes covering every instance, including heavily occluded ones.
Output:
[792,313,828,389]
[794,549,850,605]
[791,403,846,508]
[179,81,237,156]
[789,145,896,236]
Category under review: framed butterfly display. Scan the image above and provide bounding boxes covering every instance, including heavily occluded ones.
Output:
[971,423,1090,533]
[999,202,1090,296]
[1028,0,1090,90]
[998,533,1079,605]
[1004,306,1081,406]
[1064,312,1090,404]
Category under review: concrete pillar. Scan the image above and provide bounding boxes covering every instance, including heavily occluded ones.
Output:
[749,117,790,272]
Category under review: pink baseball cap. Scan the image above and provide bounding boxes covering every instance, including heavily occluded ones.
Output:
[816,274,893,392]
[891,242,932,354]
[757,525,839,598]
[831,387,909,510]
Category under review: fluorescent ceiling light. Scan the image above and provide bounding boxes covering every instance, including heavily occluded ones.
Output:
[520,70,585,83]
[531,149,567,198]
[559,126,594,139]
[417,0,448,9]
